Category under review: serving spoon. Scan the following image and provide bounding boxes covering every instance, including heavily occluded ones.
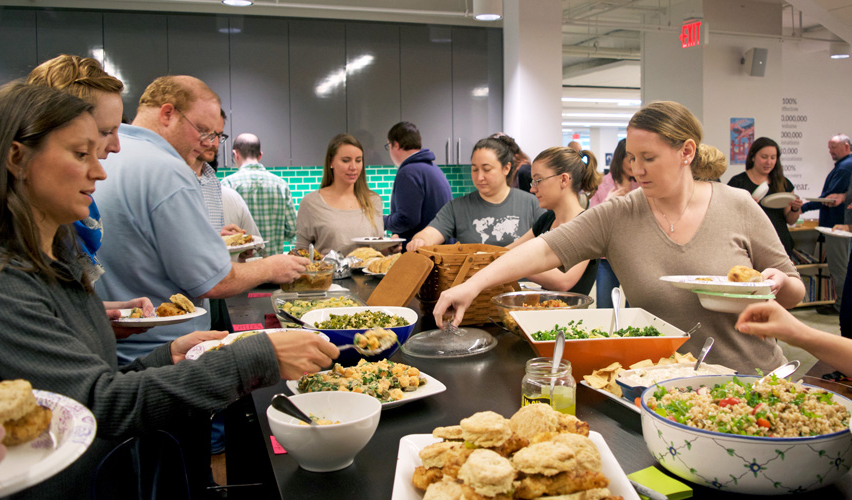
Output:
[276,309,393,356]
[757,360,800,385]
[693,337,714,371]
[609,287,621,335]
[271,393,316,426]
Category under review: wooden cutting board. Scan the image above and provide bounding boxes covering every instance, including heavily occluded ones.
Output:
[367,252,434,307]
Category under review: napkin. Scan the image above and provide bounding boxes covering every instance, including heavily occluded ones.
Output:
[627,467,692,500]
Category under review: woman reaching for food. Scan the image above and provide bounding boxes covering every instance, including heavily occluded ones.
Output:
[0,83,338,498]
[406,135,544,252]
[433,101,805,374]
[507,146,601,294]
[296,133,384,256]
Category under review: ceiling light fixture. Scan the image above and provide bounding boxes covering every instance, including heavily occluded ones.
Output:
[830,42,851,59]
[472,0,502,21]
[561,97,641,106]
[222,0,252,6]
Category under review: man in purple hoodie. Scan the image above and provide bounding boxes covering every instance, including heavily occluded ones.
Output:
[384,121,453,249]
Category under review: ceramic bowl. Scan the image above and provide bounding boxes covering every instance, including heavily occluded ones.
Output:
[693,290,774,314]
[615,363,736,402]
[266,391,381,472]
[641,374,852,494]
[751,181,769,201]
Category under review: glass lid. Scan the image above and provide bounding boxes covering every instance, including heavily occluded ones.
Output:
[401,323,497,358]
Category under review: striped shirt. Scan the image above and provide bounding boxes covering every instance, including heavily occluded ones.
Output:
[197,162,225,231]
[221,163,297,255]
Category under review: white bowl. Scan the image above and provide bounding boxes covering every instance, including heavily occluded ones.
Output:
[266,391,381,472]
[641,374,852,494]
[693,290,774,314]
[751,181,769,201]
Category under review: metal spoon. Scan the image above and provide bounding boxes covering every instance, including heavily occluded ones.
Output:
[549,331,565,401]
[609,287,621,335]
[693,337,714,371]
[308,243,315,264]
[271,393,315,426]
[758,360,801,385]
[276,309,389,356]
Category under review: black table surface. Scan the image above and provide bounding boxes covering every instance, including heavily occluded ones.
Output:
[225,275,852,500]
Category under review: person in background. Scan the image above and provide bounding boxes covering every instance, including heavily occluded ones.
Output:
[221,184,261,247]
[433,101,805,375]
[406,135,544,252]
[0,82,338,499]
[727,137,802,256]
[384,121,452,249]
[508,146,601,294]
[296,133,384,255]
[491,132,532,192]
[221,133,297,255]
[568,140,582,152]
[588,139,639,308]
[94,75,309,365]
[801,134,852,315]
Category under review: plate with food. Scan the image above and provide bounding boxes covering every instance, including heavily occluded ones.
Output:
[351,237,405,250]
[816,226,852,238]
[579,380,640,414]
[186,328,328,360]
[660,267,774,295]
[347,247,384,269]
[759,192,798,209]
[111,293,207,327]
[0,381,97,497]
[286,360,446,410]
[223,233,264,254]
[362,268,386,278]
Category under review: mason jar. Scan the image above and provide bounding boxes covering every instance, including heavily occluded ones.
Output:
[521,357,576,415]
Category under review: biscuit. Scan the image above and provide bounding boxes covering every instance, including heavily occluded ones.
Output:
[457,449,515,498]
[156,303,185,317]
[0,379,38,423]
[419,441,465,469]
[170,293,196,313]
[512,441,578,476]
[423,478,464,500]
[509,404,561,441]
[433,425,464,441]
[545,434,601,473]
[460,411,512,448]
[557,413,589,437]
[727,265,763,283]
[3,405,51,446]
[348,247,383,263]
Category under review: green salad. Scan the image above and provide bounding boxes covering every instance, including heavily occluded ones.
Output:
[531,319,662,341]
[316,311,408,329]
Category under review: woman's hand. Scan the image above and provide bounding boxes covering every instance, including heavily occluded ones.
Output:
[604,185,630,202]
[220,224,245,237]
[267,330,340,380]
[833,224,852,232]
[433,282,480,328]
[735,301,799,342]
[170,330,228,363]
[406,238,428,253]
[788,196,803,212]
[105,297,156,339]
[761,267,787,295]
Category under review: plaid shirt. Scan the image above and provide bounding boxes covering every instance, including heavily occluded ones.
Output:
[221,163,296,254]
[197,162,225,231]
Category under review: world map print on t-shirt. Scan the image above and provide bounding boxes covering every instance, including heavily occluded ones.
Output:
[472,215,520,244]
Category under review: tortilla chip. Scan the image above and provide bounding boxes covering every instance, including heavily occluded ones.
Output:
[656,357,676,365]
[606,380,622,397]
[583,373,610,389]
[597,362,622,374]
[675,352,698,363]
[629,359,654,369]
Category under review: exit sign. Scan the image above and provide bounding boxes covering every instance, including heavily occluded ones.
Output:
[680,20,702,48]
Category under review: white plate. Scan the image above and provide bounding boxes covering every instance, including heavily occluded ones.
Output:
[659,275,774,295]
[286,370,446,410]
[816,226,852,238]
[111,307,208,327]
[0,390,97,497]
[227,236,265,254]
[351,237,405,250]
[759,192,798,209]
[806,197,834,203]
[362,268,386,278]
[519,281,542,290]
[579,380,641,414]
[185,328,328,360]
[390,431,639,500]
[693,290,774,314]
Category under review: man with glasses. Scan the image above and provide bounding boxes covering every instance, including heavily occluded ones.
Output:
[384,121,452,249]
[94,75,310,365]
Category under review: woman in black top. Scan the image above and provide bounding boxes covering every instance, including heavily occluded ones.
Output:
[727,137,802,255]
[508,146,602,293]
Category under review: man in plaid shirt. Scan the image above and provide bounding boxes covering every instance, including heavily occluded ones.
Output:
[222,133,297,254]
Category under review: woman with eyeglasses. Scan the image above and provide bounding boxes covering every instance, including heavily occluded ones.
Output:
[296,133,384,256]
[506,147,601,294]
[406,135,544,252]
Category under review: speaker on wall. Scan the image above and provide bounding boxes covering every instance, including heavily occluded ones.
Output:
[741,48,768,77]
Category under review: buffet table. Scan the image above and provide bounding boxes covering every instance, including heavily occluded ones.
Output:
[224,275,852,499]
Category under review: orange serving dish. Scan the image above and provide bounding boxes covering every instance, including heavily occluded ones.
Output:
[509,308,690,378]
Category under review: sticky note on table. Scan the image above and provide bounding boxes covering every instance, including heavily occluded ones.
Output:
[248,292,272,298]
[270,436,287,454]
[628,466,692,500]
[233,323,264,331]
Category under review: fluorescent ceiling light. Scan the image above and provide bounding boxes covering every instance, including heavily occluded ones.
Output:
[222,0,252,6]
[562,121,629,127]
[562,112,634,119]
[473,0,502,21]
[830,42,850,59]
[561,97,641,106]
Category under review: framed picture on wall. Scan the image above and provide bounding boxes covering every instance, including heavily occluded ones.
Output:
[730,118,754,164]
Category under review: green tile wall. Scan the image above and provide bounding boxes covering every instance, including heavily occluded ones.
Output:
[216,164,475,252]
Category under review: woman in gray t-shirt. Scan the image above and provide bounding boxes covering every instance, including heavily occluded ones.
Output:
[406,136,544,251]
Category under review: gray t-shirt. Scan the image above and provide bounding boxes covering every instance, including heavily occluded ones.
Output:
[429,188,545,246]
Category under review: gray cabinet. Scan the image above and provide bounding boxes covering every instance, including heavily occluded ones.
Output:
[345,22,400,166]
[103,12,169,122]
[228,15,291,168]
[36,10,102,66]
[0,8,37,83]
[400,25,453,165]
[289,20,346,166]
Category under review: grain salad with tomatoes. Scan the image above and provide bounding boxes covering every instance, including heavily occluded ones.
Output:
[647,375,850,438]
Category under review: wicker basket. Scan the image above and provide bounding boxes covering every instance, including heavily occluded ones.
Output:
[416,243,520,326]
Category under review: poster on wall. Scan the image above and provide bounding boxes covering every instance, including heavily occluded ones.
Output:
[730,118,755,164]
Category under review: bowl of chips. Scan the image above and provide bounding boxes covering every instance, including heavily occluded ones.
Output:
[581,354,695,399]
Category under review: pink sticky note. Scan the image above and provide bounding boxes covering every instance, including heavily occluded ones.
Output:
[248,292,273,298]
[233,323,264,331]
[270,436,287,454]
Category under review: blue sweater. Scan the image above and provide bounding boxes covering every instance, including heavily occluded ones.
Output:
[801,154,852,227]
[383,149,453,244]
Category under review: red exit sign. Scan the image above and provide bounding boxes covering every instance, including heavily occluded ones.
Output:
[680,20,702,48]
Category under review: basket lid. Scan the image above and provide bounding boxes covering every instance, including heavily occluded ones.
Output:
[367,251,434,307]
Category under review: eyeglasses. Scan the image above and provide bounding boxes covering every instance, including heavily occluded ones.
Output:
[530,173,562,188]
[383,143,391,151]
[175,108,229,144]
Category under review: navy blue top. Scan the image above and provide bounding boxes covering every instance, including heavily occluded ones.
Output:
[801,153,852,227]
[383,149,453,245]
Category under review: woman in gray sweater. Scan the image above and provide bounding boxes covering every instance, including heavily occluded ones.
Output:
[0,83,337,498]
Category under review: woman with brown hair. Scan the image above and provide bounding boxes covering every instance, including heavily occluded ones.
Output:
[434,101,805,374]
[296,133,384,255]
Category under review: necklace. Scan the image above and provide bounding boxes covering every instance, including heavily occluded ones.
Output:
[652,183,696,233]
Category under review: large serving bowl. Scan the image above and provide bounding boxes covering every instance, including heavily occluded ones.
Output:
[299,306,418,366]
[491,291,593,337]
[510,308,689,378]
[266,391,381,472]
[640,374,852,495]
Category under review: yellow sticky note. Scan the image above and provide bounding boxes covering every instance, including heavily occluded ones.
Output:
[627,466,693,500]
